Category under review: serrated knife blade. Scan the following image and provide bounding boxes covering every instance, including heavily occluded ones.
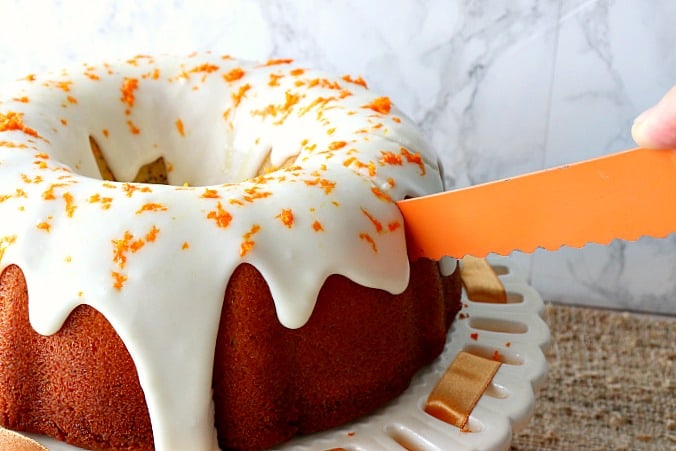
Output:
[397,147,676,260]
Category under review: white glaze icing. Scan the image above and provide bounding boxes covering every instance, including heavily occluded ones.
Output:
[0,53,444,450]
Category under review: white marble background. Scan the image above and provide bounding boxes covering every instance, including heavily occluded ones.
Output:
[0,0,674,313]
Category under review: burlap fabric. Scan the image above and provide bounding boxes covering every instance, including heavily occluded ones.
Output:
[511,304,675,451]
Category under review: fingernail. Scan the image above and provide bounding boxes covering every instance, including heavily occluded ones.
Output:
[632,106,654,127]
[631,107,655,146]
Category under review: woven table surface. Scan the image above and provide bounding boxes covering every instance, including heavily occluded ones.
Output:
[510,303,675,451]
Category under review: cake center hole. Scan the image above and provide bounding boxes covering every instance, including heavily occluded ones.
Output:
[89,137,299,186]
[90,137,169,185]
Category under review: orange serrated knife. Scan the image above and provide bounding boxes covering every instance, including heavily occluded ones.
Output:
[397,147,676,260]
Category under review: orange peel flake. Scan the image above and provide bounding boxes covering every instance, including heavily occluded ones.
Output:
[63,192,76,217]
[371,186,392,202]
[363,96,391,114]
[223,67,245,82]
[265,58,294,66]
[361,208,383,233]
[342,74,368,88]
[112,271,128,290]
[190,63,220,74]
[36,221,51,232]
[120,77,139,109]
[136,202,168,214]
[232,83,251,106]
[276,208,294,228]
[240,224,261,257]
[0,235,17,262]
[359,233,378,253]
[0,111,41,139]
[206,202,232,228]
[175,118,185,136]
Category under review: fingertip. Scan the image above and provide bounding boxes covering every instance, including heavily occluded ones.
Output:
[631,86,676,149]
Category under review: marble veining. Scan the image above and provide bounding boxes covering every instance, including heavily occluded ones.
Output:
[0,0,673,313]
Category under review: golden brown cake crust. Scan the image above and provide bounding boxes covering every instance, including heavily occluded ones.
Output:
[0,260,460,451]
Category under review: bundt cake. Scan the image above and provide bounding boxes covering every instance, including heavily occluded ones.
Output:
[0,53,461,450]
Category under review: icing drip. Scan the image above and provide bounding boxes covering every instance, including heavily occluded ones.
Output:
[0,54,443,450]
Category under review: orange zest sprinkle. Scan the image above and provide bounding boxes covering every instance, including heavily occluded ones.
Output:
[361,208,383,233]
[359,233,378,252]
[379,150,403,166]
[67,95,78,104]
[304,177,336,195]
[190,63,219,74]
[290,68,305,76]
[60,118,68,126]
[181,241,190,250]
[120,77,139,109]
[0,140,28,149]
[44,80,72,92]
[297,96,336,116]
[363,96,391,114]
[223,67,245,82]
[342,74,368,88]
[41,183,68,200]
[88,193,113,210]
[102,128,110,138]
[201,188,220,199]
[13,96,29,103]
[388,221,401,232]
[252,91,300,124]
[268,73,284,87]
[112,271,127,290]
[306,78,342,90]
[371,186,392,202]
[276,208,294,228]
[122,183,152,197]
[240,224,261,257]
[21,174,43,184]
[232,83,251,106]
[206,201,232,228]
[265,58,294,66]
[0,235,17,262]
[135,202,167,214]
[126,119,140,134]
[400,147,426,175]
[145,225,160,242]
[241,186,273,203]
[175,118,185,136]
[112,231,134,268]
[0,111,40,138]
[328,141,347,150]
[312,220,324,232]
[343,156,357,167]
[111,225,159,271]
[36,221,51,232]
[0,188,27,203]
[63,192,76,217]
